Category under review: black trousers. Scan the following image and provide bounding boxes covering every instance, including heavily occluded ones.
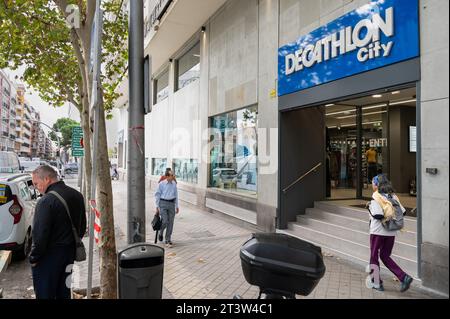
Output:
[31,245,75,299]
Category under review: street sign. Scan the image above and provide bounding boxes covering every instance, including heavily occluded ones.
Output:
[72,126,84,157]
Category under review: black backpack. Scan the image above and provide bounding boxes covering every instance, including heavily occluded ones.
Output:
[383,196,405,231]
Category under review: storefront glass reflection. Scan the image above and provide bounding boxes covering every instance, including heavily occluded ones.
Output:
[173,159,198,184]
[209,106,258,196]
[152,158,167,177]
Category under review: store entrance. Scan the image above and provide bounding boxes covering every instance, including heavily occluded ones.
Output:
[325,87,417,211]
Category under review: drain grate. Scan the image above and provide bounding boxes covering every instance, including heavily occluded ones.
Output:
[185,231,216,239]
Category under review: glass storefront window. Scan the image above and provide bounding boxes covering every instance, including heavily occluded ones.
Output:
[152,158,167,177]
[209,106,258,197]
[154,68,169,104]
[177,42,200,90]
[173,159,198,184]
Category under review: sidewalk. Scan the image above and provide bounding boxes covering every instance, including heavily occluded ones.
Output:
[72,179,441,299]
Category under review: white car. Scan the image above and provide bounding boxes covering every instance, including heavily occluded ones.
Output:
[212,168,238,188]
[0,174,38,260]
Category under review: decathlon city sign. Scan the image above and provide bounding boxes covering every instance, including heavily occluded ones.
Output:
[278,0,419,96]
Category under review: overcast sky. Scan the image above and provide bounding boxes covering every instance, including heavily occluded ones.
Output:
[4,66,81,134]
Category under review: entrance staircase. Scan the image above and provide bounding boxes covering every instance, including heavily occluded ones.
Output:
[277,201,418,279]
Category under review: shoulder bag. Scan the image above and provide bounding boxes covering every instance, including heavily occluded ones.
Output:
[48,191,87,262]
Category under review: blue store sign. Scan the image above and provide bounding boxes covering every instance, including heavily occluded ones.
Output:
[278,0,419,97]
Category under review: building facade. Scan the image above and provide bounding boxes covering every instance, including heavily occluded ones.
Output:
[112,0,449,295]
[0,70,16,151]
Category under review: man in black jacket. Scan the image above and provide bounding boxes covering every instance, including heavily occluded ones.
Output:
[30,165,86,299]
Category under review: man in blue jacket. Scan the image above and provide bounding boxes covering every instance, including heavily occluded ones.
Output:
[30,165,86,299]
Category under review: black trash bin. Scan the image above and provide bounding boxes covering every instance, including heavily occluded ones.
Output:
[118,244,164,299]
[240,233,326,298]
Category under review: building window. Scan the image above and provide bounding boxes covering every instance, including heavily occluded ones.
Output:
[209,106,258,196]
[176,42,200,90]
[154,68,169,104]
[152,158,167,177]
[173,159,198,184]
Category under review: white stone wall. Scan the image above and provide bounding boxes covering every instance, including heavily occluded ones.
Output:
[208,0,259,116]
[420,0,449,248]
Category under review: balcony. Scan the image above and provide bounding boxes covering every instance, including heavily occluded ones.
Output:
[144,0,226,74]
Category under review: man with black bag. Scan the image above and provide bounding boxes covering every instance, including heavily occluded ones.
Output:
[30,165,87,299]
[155,172,179,248]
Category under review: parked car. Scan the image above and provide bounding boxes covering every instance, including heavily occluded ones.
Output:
[0,152,22,175]
[20,160,41,173]
[0,173,38,260]
[212,168,238,189]
[64,162,79,174]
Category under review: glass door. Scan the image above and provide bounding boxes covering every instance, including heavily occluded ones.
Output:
[360,104,389,199]
[325,104,357,199]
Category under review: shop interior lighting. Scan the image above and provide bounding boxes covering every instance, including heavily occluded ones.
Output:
[336,110,387,120]
[372,94,383,98]
[391,91,401,95]
[389,99,417,106]
[340,121,382,128]
[326,104,386,117]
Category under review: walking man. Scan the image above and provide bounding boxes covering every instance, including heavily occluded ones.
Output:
[30,165,86,299]
[155,171,179,248]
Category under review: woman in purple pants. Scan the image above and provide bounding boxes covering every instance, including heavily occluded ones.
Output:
[367,175,413,292]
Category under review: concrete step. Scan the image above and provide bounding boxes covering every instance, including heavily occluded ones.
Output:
[304,208,417,245]
[314,201,417,231]
[296,215,417,260]
[283,222,418,278]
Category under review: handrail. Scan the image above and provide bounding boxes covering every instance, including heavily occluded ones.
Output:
[282,162,322,194]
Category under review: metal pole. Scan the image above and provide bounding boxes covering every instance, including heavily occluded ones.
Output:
[128,0,146,244]
[79,158,83,191]
[87,0,102,299]
[356,106,363,199]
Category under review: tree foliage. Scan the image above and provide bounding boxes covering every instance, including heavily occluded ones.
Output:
[49,117,80,148]
[0,0,128,115]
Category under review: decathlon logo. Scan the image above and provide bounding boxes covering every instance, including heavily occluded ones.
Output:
[277,0,419,97]
[285,7,394,76]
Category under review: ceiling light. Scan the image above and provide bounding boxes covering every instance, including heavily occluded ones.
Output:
[326,109,356,116]
[389,99,417,106]
[372,94,383,98]
[336,110,387,120]
[391,91,401,95]
[325,104,335,107]
[363,103,387,110]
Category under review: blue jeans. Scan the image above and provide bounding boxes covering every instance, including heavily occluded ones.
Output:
[31,245,75,299]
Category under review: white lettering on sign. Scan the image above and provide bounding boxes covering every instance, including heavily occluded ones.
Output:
[370,138,388,147]
[285,7,395,76]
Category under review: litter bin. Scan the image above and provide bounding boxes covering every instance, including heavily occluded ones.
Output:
[240,233,326,298]
[118,244,164,299]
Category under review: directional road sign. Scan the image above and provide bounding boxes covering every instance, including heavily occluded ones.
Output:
[72,126,84,157]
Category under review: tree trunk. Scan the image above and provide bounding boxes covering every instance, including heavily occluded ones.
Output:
[96,90,117,299]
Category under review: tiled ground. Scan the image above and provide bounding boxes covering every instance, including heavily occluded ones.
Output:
[70,179,441,299]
